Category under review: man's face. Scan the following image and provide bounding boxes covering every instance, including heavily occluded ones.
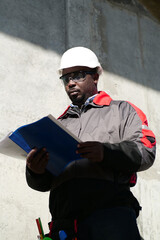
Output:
[61,66,99,107]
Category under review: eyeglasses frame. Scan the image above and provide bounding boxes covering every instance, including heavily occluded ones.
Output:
[60,70,97,85]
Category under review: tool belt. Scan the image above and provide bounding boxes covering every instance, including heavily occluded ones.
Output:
[46,219,78,240]
[46,196,141,240]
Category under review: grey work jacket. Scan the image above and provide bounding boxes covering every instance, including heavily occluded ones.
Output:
[52,91,156,187]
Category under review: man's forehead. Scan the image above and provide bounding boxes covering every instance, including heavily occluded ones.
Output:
[62,66,93,75]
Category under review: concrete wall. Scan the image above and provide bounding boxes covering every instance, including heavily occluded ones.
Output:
[0,0,160,239]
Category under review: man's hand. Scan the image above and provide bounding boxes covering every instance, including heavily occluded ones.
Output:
[26,148,49,174]
[76,141,104,162]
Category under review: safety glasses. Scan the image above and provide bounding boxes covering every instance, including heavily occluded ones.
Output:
[60,70,96,85]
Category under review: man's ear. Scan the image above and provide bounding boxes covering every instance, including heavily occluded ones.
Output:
[93,73,99,84]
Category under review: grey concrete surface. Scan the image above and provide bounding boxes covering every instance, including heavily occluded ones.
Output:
[0,0,160,239]
[0,0,66,53]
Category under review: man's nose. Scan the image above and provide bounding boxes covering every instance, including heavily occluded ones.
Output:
[68,78,76,86]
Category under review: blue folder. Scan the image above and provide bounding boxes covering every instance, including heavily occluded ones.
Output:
[9,115,82,176]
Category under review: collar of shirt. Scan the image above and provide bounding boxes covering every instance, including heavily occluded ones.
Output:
[70,94,98,109]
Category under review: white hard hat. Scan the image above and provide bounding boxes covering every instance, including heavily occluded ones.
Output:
[58,46,103,75]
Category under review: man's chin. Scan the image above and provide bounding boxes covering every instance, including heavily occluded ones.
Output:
[71,96,85,106]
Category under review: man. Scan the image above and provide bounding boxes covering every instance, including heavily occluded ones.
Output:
[26,47,156,240]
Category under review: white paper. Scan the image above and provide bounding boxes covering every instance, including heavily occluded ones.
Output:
[0,132,27,159]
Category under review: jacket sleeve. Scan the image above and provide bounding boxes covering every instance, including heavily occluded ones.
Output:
[26,166,54,192]
[102,101,156,173]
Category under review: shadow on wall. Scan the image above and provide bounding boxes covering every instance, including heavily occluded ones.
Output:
[0,0,160,91]
[108,0,160,22]
[0,0,66,54]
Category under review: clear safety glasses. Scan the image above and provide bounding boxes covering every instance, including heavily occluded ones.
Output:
[60,70,96,85]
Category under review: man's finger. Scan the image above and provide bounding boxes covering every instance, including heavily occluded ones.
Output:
[26,148,38,163]
[26,147,48,167]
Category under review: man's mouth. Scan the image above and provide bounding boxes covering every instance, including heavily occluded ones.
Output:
[68,89,79,96]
